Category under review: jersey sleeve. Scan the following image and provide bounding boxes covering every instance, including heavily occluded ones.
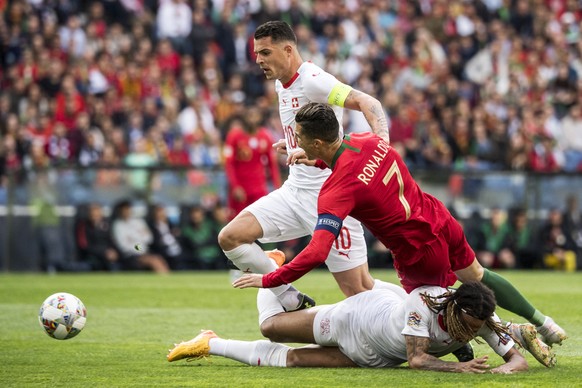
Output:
[400,290,433,338]
[302,69,352,107]
[476,313,515,357]
[262,228,337,287]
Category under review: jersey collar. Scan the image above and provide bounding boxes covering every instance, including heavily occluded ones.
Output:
[282,72,300,88]
[438,313,448,332]
[330,135,361,169]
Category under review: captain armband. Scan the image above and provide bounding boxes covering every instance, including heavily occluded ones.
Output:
[327,83,353,107]
[314,214,343,238]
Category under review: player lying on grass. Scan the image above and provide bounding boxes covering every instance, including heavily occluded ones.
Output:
[232,102,567,348]
[168,281,555,372]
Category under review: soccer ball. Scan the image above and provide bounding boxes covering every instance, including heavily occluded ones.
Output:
[38,292,87,340]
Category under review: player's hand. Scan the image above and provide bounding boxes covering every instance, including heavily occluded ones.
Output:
[490,363,518,374]
[272,139,287,155]
[460,356,490,373]
[232,274,264,289]
[287,149,316,166]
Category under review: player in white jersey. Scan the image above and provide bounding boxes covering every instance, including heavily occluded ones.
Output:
[168,281,554,372]
[217,20,391,312]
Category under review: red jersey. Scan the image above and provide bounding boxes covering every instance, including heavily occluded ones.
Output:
[263,133,453,288]
[224,126,281,216]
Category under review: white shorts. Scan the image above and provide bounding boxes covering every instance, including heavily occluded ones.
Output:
[245,181,367,273]
[313,291,405,368]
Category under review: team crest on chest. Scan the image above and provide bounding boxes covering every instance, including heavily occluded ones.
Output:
[292,97,299,108]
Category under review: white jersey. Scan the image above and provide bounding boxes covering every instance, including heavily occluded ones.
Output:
[401,286,514,359]
[313,287,514,368]
[276,61,346,189]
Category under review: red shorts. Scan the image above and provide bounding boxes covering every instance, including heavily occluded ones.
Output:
[394,216,475,293]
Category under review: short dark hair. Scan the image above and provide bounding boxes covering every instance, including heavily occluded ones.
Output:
[295,102,339,143]
[254,21,297,44]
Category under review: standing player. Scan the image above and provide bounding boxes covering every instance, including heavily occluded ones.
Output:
[168,281,555,370]
[233,103,568,347]
[223,111,281,219]
[218,21,392,312]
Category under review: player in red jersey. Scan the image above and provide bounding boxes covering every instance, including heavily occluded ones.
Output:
[234,103,568,347]
[223,112,281,218]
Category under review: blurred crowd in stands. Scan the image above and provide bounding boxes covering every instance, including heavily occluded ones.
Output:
[53,193,580,273]
[72,199,230,273]
[1,0,582,179]
[456,195,581,272]
[1,0,582,272]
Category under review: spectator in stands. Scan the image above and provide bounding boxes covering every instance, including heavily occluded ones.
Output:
[58,14,87,58]
[75,202,120,271]
[501,208,539,269]
[30,172,66,273]
[147,204,186,270]
[562,195,582,268]
[559,103,582,172]
[45,122,75,166]
[156,0,192,56]
[476,208,514,269]
[528,134,560,172]
[110,199,170,273]
[124,137,156,197]
[181,205,226,270]
[538,208,577,272]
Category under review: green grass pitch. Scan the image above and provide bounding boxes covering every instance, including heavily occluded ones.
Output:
[0,270,580,387]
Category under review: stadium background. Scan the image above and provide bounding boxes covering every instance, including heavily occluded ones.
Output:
[1,0,582,272]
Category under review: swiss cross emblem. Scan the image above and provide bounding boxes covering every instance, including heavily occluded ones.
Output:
[292,97,299,108]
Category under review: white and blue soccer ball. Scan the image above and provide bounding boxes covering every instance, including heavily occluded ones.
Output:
[38,292,87,340]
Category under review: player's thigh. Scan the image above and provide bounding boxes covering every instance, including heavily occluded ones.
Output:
[331,263,375,297]
[313,304,386,368]
[262,307,320,343]
[446,217,477,273]
[246,185,312,244]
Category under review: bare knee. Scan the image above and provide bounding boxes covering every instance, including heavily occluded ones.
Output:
[259,317,282,342]
[217,212,262,251]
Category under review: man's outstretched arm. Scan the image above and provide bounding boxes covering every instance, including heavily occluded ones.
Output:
[233,229,336,289]
[343,89,390,143]
[490,347,528,374]
[405,335,491,373]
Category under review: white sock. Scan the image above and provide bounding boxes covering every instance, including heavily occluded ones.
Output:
[225,243,302,311]
[257,289,285,326]
[373,279,408,299]
[209,338,289,367]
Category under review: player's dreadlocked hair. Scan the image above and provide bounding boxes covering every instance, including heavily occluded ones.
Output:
[420,281,512,345]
